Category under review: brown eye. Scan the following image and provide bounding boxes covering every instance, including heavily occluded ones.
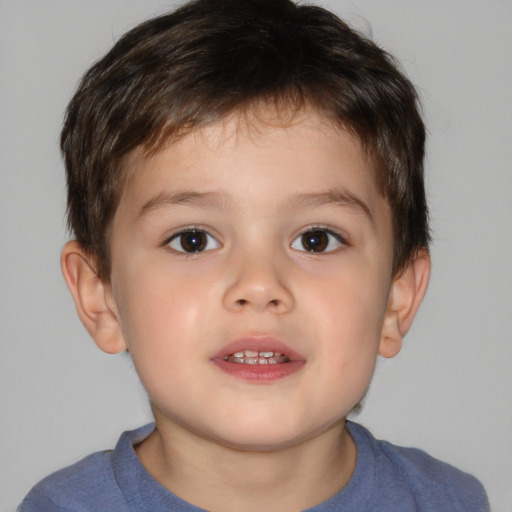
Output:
[291,229,345,253]
[301,230,328,252]
[168,230,219,253]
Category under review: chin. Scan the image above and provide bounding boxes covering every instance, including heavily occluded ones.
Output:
[203,416,337,452]
[215,432,307,452]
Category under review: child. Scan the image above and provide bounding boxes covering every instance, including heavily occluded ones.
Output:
[19,0,489,510]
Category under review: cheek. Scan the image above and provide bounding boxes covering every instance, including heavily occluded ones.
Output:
[115,279,206,406]
[307,259,389,331]
[112,264,205,359]
[308,283,384,413]
[303,261,390,372]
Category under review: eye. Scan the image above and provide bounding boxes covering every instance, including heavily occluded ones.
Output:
[291,229,345,253]
[167,229,220,253]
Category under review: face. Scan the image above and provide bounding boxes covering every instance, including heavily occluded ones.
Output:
[107,110,396,450]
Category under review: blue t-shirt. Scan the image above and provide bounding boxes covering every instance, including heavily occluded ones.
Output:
[19,421,489,511]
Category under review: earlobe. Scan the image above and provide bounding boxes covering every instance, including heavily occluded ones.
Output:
[60,241,127,354]
[379,250,431,358]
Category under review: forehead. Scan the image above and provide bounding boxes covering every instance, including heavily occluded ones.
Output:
[126,106,373,175]
[117,107,386,221]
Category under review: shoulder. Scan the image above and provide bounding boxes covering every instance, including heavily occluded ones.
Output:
[378,438,489,509]
[18,450,124,511]
[346,422,490,511]
[18,424,155,512]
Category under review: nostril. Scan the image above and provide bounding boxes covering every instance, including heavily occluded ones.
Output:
[235,298,281,309]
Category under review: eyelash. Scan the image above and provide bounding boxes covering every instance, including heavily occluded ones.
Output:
[163,225,348,255]
[291,226,348,254]
[164,227,220,254]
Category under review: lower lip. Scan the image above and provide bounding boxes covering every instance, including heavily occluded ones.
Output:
[212,358,305,382]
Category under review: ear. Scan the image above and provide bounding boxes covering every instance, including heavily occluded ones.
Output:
[379,250,431,358]
[61,241,127,354]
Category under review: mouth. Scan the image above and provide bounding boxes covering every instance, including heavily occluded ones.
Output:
[224,349,290,365]
[212,337,305,382]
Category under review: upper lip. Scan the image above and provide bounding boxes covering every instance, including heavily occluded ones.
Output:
[212,335,305,362]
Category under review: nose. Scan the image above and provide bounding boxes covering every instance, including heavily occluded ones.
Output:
[222,251,294,314]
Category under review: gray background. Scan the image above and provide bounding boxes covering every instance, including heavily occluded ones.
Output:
[1,1,511,510]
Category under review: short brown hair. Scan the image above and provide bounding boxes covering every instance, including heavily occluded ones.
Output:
[61,0,429,281]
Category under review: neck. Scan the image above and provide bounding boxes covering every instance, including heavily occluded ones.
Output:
[135,417,357,512]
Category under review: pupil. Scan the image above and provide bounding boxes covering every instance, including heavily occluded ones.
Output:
[181,231,206,252]
[302,230,328,252]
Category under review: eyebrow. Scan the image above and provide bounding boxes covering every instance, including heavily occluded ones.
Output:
[138,187,373,223]
[138,191,232,218]
[283,189,374,223]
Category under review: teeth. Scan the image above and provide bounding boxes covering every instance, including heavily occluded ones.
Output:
[224,349,290,364]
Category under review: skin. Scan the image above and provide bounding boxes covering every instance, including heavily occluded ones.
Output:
[62,108,430,512]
